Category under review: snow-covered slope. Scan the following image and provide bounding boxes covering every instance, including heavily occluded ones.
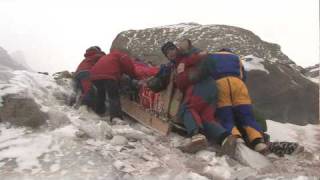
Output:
[0,70,320,179]
[302,64,319,83]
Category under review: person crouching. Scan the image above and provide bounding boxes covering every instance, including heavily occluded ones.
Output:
[90,49,138,121]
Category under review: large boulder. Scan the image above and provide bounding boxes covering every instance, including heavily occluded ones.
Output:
[111,23,319,125]
[0,95,48,128]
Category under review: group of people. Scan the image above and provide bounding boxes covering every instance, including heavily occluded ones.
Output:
[73,39,275,157]
[159,40,268,155]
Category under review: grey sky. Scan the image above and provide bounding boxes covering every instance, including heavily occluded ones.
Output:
[0,0,319,73]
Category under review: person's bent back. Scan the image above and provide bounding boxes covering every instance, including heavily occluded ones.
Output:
[90,49,137,120]
[74,46,104,108]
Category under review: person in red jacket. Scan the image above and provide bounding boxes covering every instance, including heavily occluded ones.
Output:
[74,46,105,108]
[90,49,138,120]
[161,41,237,154]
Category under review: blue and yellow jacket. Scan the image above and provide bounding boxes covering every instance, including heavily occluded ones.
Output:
[207,51,246,81]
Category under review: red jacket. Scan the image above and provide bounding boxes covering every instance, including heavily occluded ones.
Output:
[75,50,104,74]
[90,50,137,81]
[174,52,206,91]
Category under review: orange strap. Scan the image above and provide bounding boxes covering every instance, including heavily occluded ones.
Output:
[239,56,244,80]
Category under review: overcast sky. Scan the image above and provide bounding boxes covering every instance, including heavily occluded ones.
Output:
[0,0,319,73]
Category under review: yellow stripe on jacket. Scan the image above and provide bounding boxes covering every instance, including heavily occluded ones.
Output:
[216,76,252,107]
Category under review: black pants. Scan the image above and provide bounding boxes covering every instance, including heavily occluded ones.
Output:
[93,79,122,120]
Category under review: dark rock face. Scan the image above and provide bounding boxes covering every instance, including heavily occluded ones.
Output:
[111,23,319,125]
[247,63,318,125]
[0,95,48,128]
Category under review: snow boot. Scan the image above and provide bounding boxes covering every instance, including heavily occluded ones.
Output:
[221,135,239,157]
[221,135,273,170]
[268,142,304,157]
[254,142,271,155]
[179,134,208,153]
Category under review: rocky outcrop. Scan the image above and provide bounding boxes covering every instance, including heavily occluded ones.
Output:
[111,23,319,125]
[0,95,48,128]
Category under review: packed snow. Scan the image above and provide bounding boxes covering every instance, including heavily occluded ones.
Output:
[0,70,319,180]
[243,55,270,74]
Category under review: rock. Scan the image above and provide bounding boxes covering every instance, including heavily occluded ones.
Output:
[0,95,48,128]
[53,71,73,80]
[110,135,128,146]
[47,109,70,129]
[111,23,319,125]
[38,72,49,75]
[112,160,135,173]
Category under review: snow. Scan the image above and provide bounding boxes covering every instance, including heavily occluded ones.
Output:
[243,55,270,74]
[0,70,71,108]
[309,67,320,73]
[0,124,61,173]
[0,70,320,179]
[307,77,319,84]
[267,120,320,152]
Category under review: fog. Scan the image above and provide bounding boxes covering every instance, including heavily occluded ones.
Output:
[0,0,319,73]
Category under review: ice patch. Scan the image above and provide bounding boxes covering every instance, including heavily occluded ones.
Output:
[0,126,61,173]
[267,120,320,152]
[234,143,272,170]
[243,55,269,74]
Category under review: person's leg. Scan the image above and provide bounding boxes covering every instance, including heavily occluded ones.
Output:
[188,79,231,146]
[179,85,201,137]
[177,86,207,153]
[230,77,267,153]
[105,80,122,120]
[81,79,95,107]
[216,106,242,137]
[92,80,106,115]
[216,77,242,137]
[233,105,265,147]
[180,104,200,136]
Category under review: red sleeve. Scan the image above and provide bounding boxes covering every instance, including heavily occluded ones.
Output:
[119,54,137,79]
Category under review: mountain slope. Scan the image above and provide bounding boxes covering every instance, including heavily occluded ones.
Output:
[302,64,319,83]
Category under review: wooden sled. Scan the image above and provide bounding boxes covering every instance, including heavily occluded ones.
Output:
[120,72,184,136]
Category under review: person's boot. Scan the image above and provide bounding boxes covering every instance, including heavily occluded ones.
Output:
[179,134,208,154]
[254,142,270,155]
[268,142,304,157]
[111,117,128,125]
[221,135,241,157]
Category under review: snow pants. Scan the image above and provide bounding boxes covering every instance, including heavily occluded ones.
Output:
[178,78,230,145]
[216,76,264,146]
[93,79,122,119]
[74,71,96,108]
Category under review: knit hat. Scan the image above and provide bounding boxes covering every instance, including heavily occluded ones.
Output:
[86,46,101,53]
[161,41,177,56]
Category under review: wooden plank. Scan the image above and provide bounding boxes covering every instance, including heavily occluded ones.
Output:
[159,72,175,115]
[121,97,171,136]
